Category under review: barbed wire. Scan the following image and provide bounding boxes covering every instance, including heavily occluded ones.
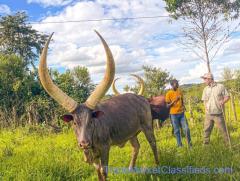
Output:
[28,15,170,25]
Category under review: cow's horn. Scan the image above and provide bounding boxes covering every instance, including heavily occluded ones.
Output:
[85,30,115,109]
[130,74,145,95]
[39,33,78,113]
[112,78,120,96]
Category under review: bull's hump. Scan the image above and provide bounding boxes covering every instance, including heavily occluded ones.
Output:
[99,93,147,109]
[149,95,166,106]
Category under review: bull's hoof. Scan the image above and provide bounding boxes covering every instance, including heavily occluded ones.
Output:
[128,166,134,172]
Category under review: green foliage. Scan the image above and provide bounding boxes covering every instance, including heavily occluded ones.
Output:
[219,67,240,94]
[0,54,94,127]
[0,12,48,67]
[123,84,130,92]
[235,70,240,92]
[222,67,234,81]
[181,83,205,115]
[163,0,240,20]
[221,67,235,90]
[53,66,94,104]
[0,54,36,112]
[132,66,173,97]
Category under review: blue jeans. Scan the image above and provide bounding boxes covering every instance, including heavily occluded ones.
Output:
[170,112,191,147]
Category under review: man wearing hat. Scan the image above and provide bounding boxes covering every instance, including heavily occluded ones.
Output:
[201,73,230,145]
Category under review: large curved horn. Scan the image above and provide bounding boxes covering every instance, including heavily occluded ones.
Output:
[112,78,120,96]
[39,33,78,113]
[131,74,145,95]
[85,30,115,109]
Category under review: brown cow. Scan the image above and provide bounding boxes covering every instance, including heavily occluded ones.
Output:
[39,31,159,181]
[148,95,170,122]
[112,77,170,123]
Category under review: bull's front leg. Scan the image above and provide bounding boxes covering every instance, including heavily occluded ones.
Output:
[100,145,110,181]
[93,160,103,181]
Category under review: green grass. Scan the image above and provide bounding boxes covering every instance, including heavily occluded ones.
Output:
[0,101,240,180]
[0,120,239,181]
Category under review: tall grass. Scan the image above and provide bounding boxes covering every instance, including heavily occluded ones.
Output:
[0,102,239,180]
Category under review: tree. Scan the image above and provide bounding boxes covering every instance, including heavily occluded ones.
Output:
[53,66,95,104]
[131,66,173,97]
[222,67,234,81]
[221,67,235,90]
[0,53,94,127]
[234,69,240,92]
[0,12,47,70]
[164,0,240,73]
[123,85,130,92]
[0,54,40,126]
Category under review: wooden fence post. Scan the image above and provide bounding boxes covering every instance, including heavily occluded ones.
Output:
[228,99,231,122]
[230,92,237,122]
[188,98,194,123]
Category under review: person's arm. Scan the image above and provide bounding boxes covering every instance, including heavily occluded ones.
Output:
[219,85,230,107]
[166,101,175,108]
[219,96,230,106]
[166,96,180,108]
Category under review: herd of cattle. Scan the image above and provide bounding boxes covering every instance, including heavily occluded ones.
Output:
[39,31,170,181]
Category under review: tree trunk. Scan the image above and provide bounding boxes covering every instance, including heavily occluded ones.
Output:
[12,106,17,127]
[203,35,211,73]
[27,105,33,125]
[206,61,211,73]
[199,7,212,74]
[28,111,33,125]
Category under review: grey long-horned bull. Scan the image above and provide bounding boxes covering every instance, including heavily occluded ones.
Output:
[112,75,170,122]
[39,31,159,181]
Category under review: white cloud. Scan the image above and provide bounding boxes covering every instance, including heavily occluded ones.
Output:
[0,4,11,14]
[33,0,240,89]
[27,0,72,7]
[180,62,207,84]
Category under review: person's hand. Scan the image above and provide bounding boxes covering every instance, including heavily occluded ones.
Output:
[173,96,180,103]
[219,100,225,107]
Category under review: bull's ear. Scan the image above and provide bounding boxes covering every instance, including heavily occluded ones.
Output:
[61,114,74,123]
[92,111,104,118]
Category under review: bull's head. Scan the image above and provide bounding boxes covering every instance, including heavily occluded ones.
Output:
[39,31,115,149]
[112,74,145,96]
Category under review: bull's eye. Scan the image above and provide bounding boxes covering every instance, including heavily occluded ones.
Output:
[73,121,77,126]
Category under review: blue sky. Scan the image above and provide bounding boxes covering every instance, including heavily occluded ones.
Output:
[1,0,240,92]
[1,0,52,20]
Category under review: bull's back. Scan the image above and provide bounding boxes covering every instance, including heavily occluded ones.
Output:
[97,93,151,144]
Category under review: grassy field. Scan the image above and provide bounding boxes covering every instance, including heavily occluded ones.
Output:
[0,116,240,181]
[0,99,240,181]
